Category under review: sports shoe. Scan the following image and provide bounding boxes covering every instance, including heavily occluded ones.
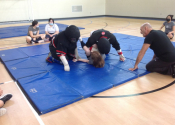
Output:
[0,94,12,104]
[46,52,53,63]
[0,108,6,116]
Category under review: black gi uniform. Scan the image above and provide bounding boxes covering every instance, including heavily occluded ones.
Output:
[86,29,121,51]
[49,25,80,61]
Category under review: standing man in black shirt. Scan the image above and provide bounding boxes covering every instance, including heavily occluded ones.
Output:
[129,23,175,77]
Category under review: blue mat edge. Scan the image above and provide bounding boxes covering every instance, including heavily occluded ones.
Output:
[17,77,83,114]
[0,23,85,39]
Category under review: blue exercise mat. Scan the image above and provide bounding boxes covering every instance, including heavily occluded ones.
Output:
[0,48,28,62]
[19,44,49,56]
[0,33,151,114]
[105,54,149,77]
[51,60,114,97]
[122,49,154,64]
[0,23,85,39]
[3,57,47,80]
[18,72,82,114]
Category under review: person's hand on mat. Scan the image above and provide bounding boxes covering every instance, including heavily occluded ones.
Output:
[119,55,125,61]
[0,87,3,96]
[72,58,77,62]
[79,37,83,42]
[129,65,138,71]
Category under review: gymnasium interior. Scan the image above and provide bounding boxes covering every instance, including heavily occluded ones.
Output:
[0,0,175,125]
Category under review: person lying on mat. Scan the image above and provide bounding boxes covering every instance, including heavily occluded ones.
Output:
[129,23,175,78]
[26,20,45,44]
[45,18,59,42]
[74,39,105,68]
[45,25,80,71]
[0,87,12,116]
[160,15,175,39]
[80,29,125,61]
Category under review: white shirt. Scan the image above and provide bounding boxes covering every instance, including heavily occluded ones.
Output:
[45,24,59,34]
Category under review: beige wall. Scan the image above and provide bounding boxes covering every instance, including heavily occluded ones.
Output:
[1,0,175,22]
[0,0,30,22]
[105,0,175,18]
[0,0,105,22]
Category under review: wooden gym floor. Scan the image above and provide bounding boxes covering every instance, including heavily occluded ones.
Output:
[0,17,175,125]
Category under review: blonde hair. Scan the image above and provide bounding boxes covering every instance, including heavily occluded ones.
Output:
[91,51,105,68]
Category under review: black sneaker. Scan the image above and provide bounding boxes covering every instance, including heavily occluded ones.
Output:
[0,94,12,104]
[171,64,175,78]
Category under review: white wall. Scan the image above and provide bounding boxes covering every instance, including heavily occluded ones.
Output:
[1,0,174,22]
[33,0,105,20]
[0,0,30,22]
[0,0,105,22]
[105,0,175,19]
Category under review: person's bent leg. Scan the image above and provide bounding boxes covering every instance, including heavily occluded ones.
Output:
[167,32,173,39]
[146,58,174,75]
[36,37,44,43]
[45,35,50,42]
[40,34,46,39]
[26,36,32,44]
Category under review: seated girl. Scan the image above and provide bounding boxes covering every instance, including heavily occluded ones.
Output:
[160,15,175,39]
[26,20,45,44]
[45,18,59,42]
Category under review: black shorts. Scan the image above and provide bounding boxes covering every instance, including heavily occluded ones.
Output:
[31,37,42,43]
[45,33,56,41]
[165,32,174,39]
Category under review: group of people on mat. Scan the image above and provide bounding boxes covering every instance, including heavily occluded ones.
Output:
[25,15,175,78]
[0,87,12,116]
[26,18,59,44]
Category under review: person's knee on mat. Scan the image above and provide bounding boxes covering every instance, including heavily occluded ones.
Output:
[146,63,153,72]
[26,36,32,44]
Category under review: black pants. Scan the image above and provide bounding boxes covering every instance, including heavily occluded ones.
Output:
[46,33,56,41]
[146,57,175,75]
[32,37,42,43]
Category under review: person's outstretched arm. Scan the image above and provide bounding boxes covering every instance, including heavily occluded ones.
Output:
[160,24,164,30]
[79,37,91,56]
[129,44,150,71]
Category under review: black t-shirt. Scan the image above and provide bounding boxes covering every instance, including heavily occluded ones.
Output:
[144,30,175,62]
[86,29,121,51]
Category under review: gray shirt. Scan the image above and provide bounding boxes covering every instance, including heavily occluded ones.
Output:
[163,21,175,34]
[88,54,106,64]
[27,26,39,36]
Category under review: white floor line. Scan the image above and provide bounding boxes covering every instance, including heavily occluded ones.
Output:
[4,80,14,84]
[14,82,45,125]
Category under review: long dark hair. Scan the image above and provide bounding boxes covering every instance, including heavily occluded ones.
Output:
[48,18,54,23]
[91,51,105,68]
[31,20,38,26]
[166,15,173,21]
